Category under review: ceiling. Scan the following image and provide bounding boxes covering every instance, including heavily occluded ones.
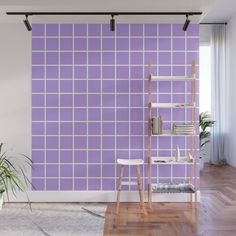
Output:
[0,0,235,23]
[203,0,236,22]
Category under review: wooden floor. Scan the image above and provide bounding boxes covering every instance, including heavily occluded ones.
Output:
[104,164,236,236]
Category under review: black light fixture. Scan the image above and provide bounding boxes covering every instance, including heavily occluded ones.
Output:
[23,15,32,31]
[183,14,190,31]
[7,12,203,32]
[110,14,115,31]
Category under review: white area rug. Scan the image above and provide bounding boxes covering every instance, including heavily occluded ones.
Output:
[0,203,106,236]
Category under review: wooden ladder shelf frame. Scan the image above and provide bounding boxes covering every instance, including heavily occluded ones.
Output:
[147,61,198,208]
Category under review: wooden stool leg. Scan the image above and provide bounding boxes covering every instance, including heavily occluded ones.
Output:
[116,165,124,214]
[136,165,146,214]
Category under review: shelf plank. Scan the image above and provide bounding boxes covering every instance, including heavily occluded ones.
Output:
[151,75,193,81]
[152,162,194,165]
[151,103,195,108]
[152,157,193,164]
[122,181,137,186]
[152,130,195,136]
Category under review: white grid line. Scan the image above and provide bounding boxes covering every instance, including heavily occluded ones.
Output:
[58,24,61,190]
[43,24,46,191]
[156,24,159,185]
[170,24,173,183]
[184,26,188,181]
[142,24,145,189]
[33,35,200,39]
[114,25,117,191]
[86,24,89,191]
[128,24,131,191]
[100,24,102,191]
[72,24,75,190]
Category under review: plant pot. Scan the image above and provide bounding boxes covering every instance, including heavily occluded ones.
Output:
[0,194,3,210]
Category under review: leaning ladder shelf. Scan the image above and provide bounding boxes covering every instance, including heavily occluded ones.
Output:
[147,61,197,208]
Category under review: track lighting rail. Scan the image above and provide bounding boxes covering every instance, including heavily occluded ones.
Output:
[6,12,202,16]
[6,11,202,32]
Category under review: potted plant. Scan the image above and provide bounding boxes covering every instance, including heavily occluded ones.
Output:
[199,112,215,170]
[0,143,32,209]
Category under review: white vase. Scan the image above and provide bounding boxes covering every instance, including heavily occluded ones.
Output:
[0,194,3,210]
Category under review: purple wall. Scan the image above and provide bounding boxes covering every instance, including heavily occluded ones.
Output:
[32,24,199,191]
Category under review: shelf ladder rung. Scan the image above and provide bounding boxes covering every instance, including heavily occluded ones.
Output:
[122,181,137,186]
[150,75,193,81]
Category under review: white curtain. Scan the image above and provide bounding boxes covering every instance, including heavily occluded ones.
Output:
[210,24,228,165]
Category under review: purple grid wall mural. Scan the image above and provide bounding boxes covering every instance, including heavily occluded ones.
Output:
[32,23,199,191]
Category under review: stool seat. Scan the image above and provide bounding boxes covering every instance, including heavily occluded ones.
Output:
[117,158,144,166]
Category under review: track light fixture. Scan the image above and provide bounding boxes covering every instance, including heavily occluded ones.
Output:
[110,15,115,31]
[183,14,190,31]
[23,15,32,31]
[7,12,202,32]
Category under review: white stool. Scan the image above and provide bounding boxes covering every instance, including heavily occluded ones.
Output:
[116,158,145,214]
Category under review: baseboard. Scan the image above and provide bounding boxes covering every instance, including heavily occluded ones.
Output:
[6,191,201,203]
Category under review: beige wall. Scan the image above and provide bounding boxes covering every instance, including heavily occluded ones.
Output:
[0,23,31,157]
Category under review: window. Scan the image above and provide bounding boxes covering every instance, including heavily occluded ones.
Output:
[200,45,211,113]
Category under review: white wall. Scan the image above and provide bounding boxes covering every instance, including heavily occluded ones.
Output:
[0,23,31,163]
[200,24,212,44]
[199,25,211,164]
[227,14,236,167]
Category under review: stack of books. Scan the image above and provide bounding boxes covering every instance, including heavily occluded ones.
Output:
[173,123,195,135]
[152,182,195,193]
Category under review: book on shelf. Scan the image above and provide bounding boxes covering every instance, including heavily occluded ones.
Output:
[173,123,195,135]
[153,155,193,163]
[173,131,195,135]
[152,182,195,193]
[152,116,163,134]
[151,103,195,108]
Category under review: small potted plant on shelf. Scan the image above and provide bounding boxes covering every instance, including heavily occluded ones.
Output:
[199,112,215,170]
[0,143,32,209]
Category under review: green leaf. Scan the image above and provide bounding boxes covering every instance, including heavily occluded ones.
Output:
[0,142,32,206]
[199,112,215,148]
